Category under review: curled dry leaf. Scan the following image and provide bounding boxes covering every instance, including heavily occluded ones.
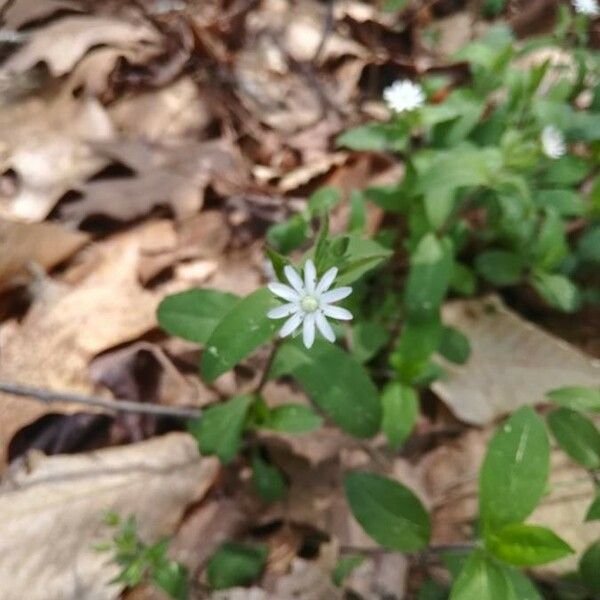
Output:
[0,223,163,466]
[0,95,114,222]
[61,139,246,223]
[108,77,213,141]
[1,15,161,77]
[433,296,600,425]
[0,433,219,600]
[3,0,84,30]
[0,218,89,290]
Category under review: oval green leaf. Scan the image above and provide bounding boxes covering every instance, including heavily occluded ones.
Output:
[580,540,600,594]
[381,383,419,450]
[264,404,323,434]
[450,552,516,600]
[487,523,573,566]
[271,340,381,438]
[479,407,550,529]
[157,289,239,344]
[188,394,253,464]
[548,408,600,469]
[547,386,600,412]
[344,471,430,552]
[200,288,280,383]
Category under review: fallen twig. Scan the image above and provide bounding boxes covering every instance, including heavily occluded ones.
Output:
[0,381,202,419]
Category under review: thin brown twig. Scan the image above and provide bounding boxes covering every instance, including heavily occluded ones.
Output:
[0,381,202,419]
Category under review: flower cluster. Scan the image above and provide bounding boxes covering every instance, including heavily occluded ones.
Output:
[267,260,352,349]
[383,79,425,113]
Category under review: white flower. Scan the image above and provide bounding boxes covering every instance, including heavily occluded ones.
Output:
[573,0,599,15]
[541,125,566,159]
[267,259,352,349]
[383,79,425,113]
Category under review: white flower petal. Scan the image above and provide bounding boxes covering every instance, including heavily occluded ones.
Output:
[315,266,338,294]
[268,282,300,302]
[573,0,599,15]
[304,259,317,294]
[321,286,352,304]
[284,265,305,294]
[267,303,299,320]
[541,125,566,159]
[315,311,335,342]
[279,312,303,337]
[322,305,353,321]
[303,312,316,349]
[383,79,425,113]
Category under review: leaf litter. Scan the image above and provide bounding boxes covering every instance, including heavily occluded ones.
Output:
[0,0,598,598]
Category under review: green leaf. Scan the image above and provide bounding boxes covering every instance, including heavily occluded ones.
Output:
[418,147,501,228]
[451,263,477,296]
[450,551,516,600]
[332,554,365,586]
[439,326,471,365]
[271,340,381,438]
[349,191,366,233]
[504,568,543,600]
[531,272,580,312]
[207,543,268,590]
[263,404,322,434]
[585,491,600,521]
[267,214,309,254]
[188,395,253,463]
[351,321,390,363]
[580,540,600,594]
[157,289,239,344]
[336,123,409,152]
[392,318,443,384]
[418,579,448,600]
[542,155,590,186]
[578,226,600,263]
[335,235,393,285]
[381,383,419,450]
[479,407,550,529]
[152,561,189,600]
[548,408,600,469]
[533,189,586,217]
[251,451,286,503]
[201,288,279,383]
[483,0,507,17]
[547,386,600,412]
[344,472,431,552]
[534,210,568,270]
[475,250,524,286]
[308,186,340,215]
[487,523,573,566]
[404,234,454,322]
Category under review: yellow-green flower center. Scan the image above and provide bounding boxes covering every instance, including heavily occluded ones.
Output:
[301,295,319,313]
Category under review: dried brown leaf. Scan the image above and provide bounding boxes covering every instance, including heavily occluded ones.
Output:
[0,223,163,465]
[61,139,246,223]
[433,296,600,425]
[0,433,219,600]
[1,16,161,77]
[0,219,88,290]
[0,95,114,222]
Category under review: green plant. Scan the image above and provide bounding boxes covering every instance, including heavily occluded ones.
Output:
[145,5,600,595]
[96,513,188,599]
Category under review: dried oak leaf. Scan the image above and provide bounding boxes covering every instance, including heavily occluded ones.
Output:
[0,433,219,600]
[0,95,114,222]
[0,223,162,466]
[61,139,246,223]
[3,0,83,30]
[432,296,600,425]
[1,15,161,77]
[0,218,89,290]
